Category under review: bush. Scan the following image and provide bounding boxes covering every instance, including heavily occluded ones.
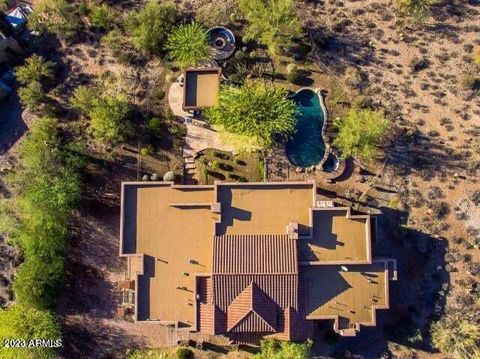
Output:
[176,347,193,359]
[253,339,312,359]
[461,71,479,90]
[166,23,211,68]
[0,305,61,359]
[18,81,45,109]
[71,86,133,143]
[474,46,480,65]
[395,0,439,20]
[287,65,301,84]
[89,3,114,30]
[30,0,81,42]
[148,118,162,130]
[140,144,154,157]
[333,108,389,158]
[127,1,177,56]
[212,160,220,169]
[431,312,479,359]
[239,0,301,56]
[102,28,123,54]
[153,88,165,101]
[15,55,53,85]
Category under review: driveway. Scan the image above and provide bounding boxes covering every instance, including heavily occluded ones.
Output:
[0,93,26,155]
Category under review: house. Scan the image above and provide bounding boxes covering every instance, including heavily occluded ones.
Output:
[0,10,25,64]
[119,181,397,343]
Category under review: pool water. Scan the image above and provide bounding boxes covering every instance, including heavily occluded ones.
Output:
[286,89,326,167]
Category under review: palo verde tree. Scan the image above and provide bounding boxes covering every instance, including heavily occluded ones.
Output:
[333,107,389,159]
[166,23,211,68]
[127,0,177,56]
[253,339,312,359]
[204,82,297,151]
[71,85,133,143]
[238,0,302,56]
[430,312,480,359]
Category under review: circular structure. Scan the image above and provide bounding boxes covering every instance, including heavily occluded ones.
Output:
[286,88,327,168]
[322,153,340,173]
[208,26,236,61]
[163,171,176,182]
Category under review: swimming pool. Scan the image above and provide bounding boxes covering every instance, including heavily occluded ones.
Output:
[286,88,326,168]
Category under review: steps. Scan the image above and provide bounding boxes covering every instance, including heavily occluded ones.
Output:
[183,156,197,184]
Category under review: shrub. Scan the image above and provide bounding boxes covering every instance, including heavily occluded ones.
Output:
[204,83,297,150]
[239,0,301,56]
[353,95,372,109]
[153,88,165,101]
[15,55,53,85]
[148,117,162,130]
[212,160,220,169]
[102,28,123,54]
[89,3,113,30]
[166,23,211,68]
[71,86,133,143]
[474,46,480,65]
[30,0,81,41]
[140,144,153,157]
[18,81,45,109]
[253,339,312,359]
[176,347,193,359]
[333,108,389,158]
[287,65,301,84]
[395,0,439,20]
[461,71,479,90]
[127,1,177,56]
[431,201,450,219]
[0,305,61,359]
[431,313,479,359]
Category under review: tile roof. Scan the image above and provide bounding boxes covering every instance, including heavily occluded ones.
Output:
[227,282,278,332]
[213,235,297,274]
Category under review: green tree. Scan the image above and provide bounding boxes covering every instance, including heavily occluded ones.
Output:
[18,81,45,109]
[15,55,53,85]
[253,339,312,359]
[71,86,133,143]
[395,0,439,20]
[70,85,94,114]
[128,1,177,56]
[0,305,61,359]
[89,96,133,143]
[333,108,389,158]
[89,2,114,30]
[431,313,479,359]
[204,83,297,150]
[30,0,81,41]
[238,0,301,56]
[166,23,211,67]
[13,255,65,309]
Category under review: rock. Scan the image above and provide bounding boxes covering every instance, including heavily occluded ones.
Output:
[142,175,149,181]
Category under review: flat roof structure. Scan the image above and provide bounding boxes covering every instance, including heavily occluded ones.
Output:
[120,181,396,343]
[183,67,221,111]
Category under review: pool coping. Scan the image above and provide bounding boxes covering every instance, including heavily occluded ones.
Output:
[286,87,331,170]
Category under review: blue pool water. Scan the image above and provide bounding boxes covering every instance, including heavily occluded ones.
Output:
[286,89,326,167]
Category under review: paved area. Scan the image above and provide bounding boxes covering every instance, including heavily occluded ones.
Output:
[168,76,232,159]
[0,93,26,155]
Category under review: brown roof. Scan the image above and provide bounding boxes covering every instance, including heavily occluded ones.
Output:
[213,235,297,274]
[120,181,396,343]
[227,282,277,332]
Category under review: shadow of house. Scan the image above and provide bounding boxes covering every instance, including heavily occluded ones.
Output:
[215,186,253,235]
[137,255,155,321]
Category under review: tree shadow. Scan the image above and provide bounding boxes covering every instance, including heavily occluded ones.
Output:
[307,26,377,73]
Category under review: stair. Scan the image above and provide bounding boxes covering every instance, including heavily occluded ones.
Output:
[183,156,197,185]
